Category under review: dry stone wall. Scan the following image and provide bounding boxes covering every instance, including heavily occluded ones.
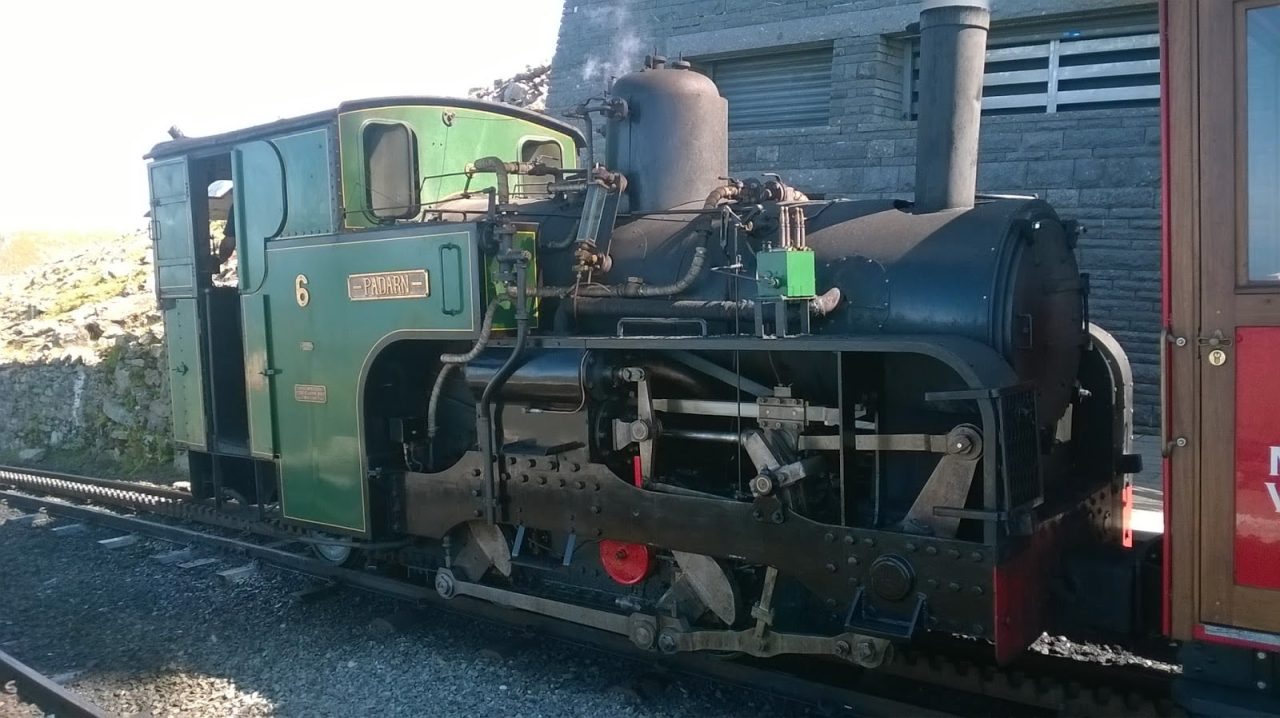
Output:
[0,232,175,470]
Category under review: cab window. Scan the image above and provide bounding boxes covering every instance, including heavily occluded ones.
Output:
[517,139,562,196]
[363,121,419,220]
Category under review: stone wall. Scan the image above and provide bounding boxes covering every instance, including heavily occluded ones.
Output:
[0,233,175,470]
[550,0,1162,427]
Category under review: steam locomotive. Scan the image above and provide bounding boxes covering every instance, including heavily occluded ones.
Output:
[144,2,1142,668]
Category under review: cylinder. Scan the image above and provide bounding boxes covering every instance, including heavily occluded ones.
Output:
[464,349,587,410]
[606,60,729,213]
[913,1,991,214]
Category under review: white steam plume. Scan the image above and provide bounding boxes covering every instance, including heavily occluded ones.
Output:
[577,3,645,90]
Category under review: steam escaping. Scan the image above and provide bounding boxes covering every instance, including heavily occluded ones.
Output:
[577,3,645,90]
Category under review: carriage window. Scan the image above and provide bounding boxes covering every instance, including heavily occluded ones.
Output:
[363,121,419,220]
[1246,6,1280,282]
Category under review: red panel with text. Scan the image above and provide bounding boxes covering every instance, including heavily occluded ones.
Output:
[1234,327,1280,589]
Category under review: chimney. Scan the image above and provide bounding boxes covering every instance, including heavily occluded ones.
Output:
[913,0,991,214]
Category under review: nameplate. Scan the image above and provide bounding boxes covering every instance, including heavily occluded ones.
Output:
[347,269,429,301]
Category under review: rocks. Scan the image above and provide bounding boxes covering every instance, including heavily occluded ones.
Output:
[101,399,133,427]
[0,231,174,470]
[469,64,551,112]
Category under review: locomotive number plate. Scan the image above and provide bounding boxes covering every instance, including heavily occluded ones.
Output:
[347,269,429,301]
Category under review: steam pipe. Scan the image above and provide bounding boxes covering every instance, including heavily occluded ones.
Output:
[566,287,842,321]
[466,157,565,205]
[511,245,710,300]
[467,157,512,205]
[703,184,742,209]
[581,246,707,298]
[569,297,755,320]
[426,298,503,450]
[913,1,990,214]
[478,260,531,525]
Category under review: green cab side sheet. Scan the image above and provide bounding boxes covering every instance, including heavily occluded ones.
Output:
[338,105,578,229]
[259,227,479,534]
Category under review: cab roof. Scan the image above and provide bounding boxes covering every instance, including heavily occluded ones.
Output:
[145,96,585,160]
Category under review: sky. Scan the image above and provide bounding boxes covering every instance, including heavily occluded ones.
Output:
[0,0,565,234]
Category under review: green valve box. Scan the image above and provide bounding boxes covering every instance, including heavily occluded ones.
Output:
[485,229,540,330]
[756,248,817,298]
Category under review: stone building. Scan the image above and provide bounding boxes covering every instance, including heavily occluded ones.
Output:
[549,0,1162,427]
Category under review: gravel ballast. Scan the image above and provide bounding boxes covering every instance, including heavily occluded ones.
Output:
[0,685,45,718]
[0,503,807,717]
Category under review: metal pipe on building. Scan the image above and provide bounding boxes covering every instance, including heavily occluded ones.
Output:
[913,0,991,214]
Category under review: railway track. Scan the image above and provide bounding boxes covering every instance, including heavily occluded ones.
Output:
[0,464,1179,716]
[0,646,110,718]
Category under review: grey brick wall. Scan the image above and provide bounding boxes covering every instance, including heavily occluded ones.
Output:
[551,0,1162,428]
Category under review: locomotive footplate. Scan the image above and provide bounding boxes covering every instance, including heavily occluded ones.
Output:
[404,452,997,642]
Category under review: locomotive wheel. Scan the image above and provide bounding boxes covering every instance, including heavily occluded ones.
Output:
[309,532,362,567]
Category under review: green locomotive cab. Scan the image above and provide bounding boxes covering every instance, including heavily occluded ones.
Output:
[145,97,581,536]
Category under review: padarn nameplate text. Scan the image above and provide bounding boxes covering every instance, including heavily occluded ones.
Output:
[347,269,430,301]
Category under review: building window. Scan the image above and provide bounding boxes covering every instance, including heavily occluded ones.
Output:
[699,46,833,131]
[906,31,1160,117]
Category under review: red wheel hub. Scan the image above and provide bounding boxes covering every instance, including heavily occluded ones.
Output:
[599,539,653,585]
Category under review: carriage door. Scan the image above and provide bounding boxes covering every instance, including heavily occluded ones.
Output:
[1196,0,1280,636]
[148,158,209,451]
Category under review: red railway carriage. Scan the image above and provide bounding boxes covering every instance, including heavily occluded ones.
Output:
[1164,0,1280,710]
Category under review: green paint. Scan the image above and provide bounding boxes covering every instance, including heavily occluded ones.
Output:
[150,159,198,297]
[240,292,275,458]
[756,248,817,298]
[148,158,207,450]
[274,129,334,238]
[160,298,208,449]
[148,98,575,533]
[485,229,540,330]
[234,141,285,293]
[257,227,481,533]
[337,105,578,229]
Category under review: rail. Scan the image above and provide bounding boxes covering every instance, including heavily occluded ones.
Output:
[0,647,111,718]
